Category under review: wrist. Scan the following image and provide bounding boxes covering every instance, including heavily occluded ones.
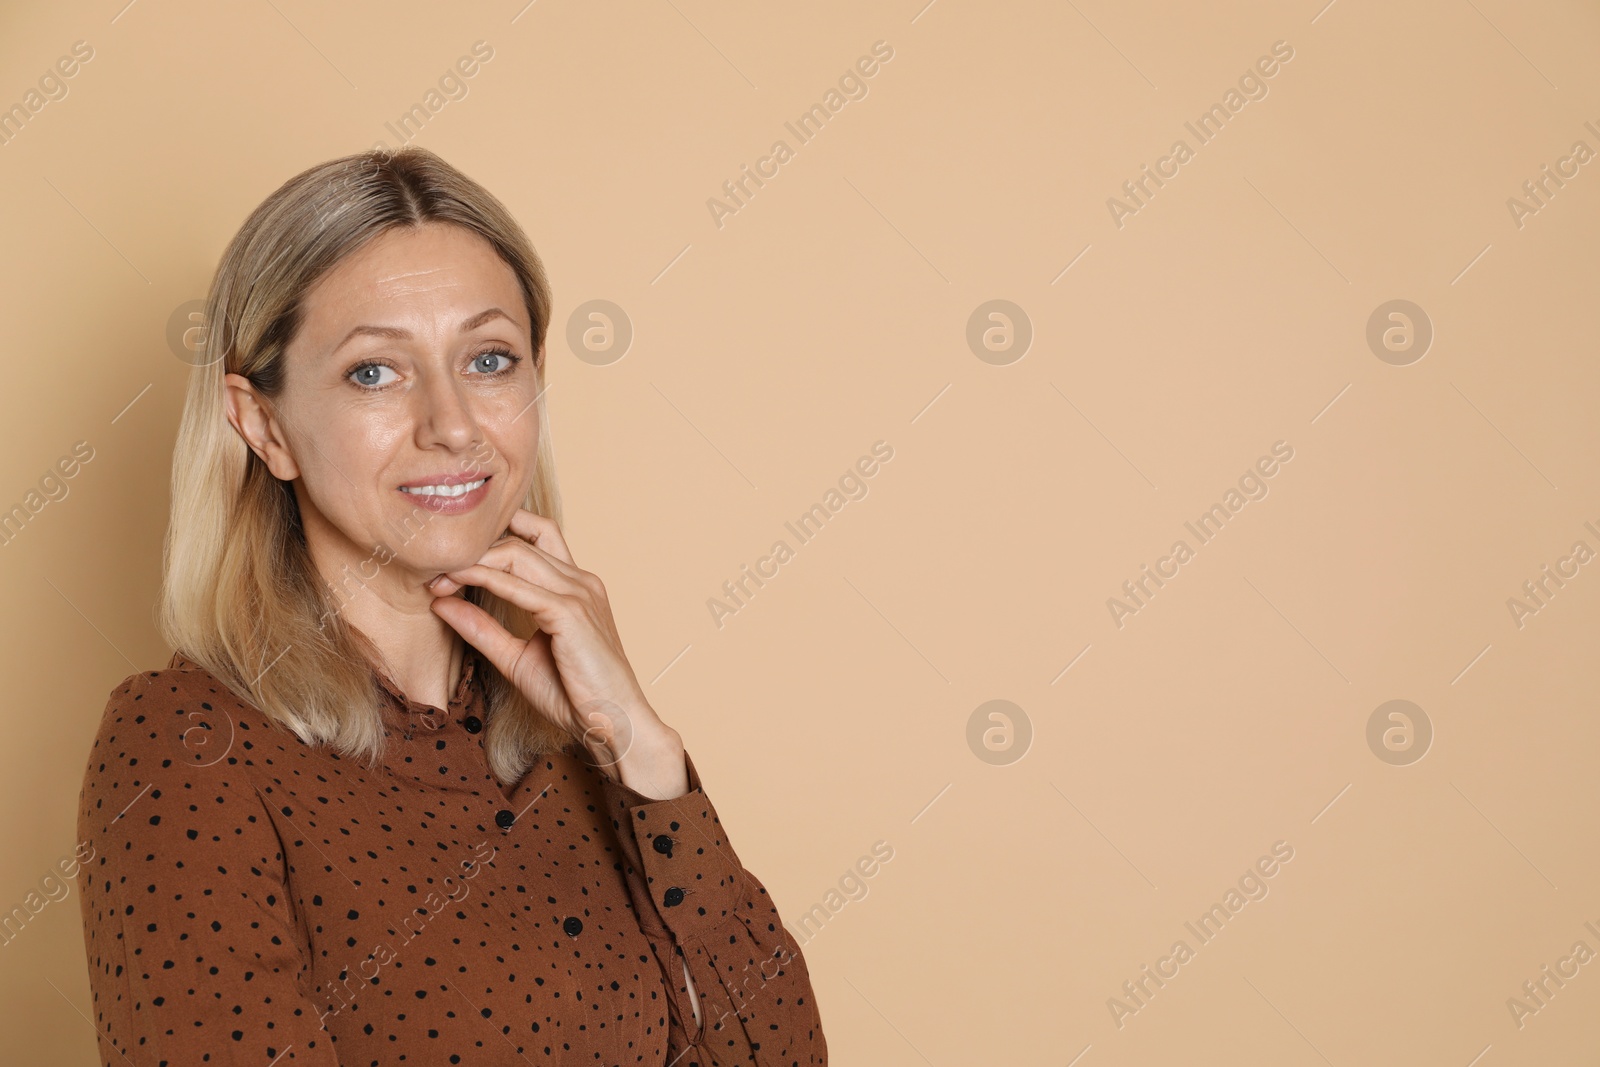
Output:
[613,726,687,800]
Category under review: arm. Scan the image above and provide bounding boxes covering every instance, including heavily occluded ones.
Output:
[422,508,826,1061]
[591,746,828,1066]
[75,670,340,1065]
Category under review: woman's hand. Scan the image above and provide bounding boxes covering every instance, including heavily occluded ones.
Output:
[427,508,687,799]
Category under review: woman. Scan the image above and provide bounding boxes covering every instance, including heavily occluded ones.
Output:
[76,147,827,1065]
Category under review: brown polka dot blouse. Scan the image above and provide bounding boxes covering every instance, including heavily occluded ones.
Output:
[76,648,827,1065]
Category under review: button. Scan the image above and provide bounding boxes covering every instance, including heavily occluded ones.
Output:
[463,715,483,734]
[663,887,685,907]
[652,835,674,857]
[563,916,583,936]
[494,809,515,830]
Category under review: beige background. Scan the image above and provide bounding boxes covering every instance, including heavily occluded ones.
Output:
[2,0,1597,1062]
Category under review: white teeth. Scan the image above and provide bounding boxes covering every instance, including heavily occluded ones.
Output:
[401,478,486,497]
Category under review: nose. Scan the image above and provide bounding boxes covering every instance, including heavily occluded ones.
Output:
[412,366,482,453]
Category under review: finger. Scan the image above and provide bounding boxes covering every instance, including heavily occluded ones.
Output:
[440,563,584,632]
[427,595,529,682]
[428,539,576,597]
[505,508,576,567]
[430,595,566,706]
[473,536,587,594]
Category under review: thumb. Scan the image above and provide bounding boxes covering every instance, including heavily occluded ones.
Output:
[430,597,569,725]
[428,596,525,683]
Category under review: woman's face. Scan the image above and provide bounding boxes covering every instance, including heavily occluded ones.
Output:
[226,221,542,594]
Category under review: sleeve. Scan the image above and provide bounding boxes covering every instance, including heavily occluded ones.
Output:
[75,669,340,1066]
[592,746,828,1066]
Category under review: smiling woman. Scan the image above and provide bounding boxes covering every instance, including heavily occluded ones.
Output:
[74,147,827,1066]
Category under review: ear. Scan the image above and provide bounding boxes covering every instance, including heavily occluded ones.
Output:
[223,372,300,481]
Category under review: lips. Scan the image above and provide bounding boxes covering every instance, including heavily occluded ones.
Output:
[395,471,494,515]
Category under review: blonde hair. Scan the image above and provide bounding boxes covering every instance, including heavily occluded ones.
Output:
[160,146,571,785]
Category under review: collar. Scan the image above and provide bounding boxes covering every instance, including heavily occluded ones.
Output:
[373,644,482,733]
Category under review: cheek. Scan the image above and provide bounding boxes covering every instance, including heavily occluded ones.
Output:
[481,401,540,476]
[293,413,405,510]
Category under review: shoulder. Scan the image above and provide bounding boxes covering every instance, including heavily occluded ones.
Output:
[90,654,268,768]
[79,653,294,837]
[76,659,307,939]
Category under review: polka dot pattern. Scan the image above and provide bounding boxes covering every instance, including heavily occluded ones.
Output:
[75,648,827,1065]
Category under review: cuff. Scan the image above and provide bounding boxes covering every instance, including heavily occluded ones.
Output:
[595,748,747,940]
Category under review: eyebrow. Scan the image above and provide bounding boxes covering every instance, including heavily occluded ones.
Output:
[330,307,520,355]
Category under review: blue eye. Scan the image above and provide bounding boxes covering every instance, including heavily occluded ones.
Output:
[471,348,521,375]
[349,362,398,388]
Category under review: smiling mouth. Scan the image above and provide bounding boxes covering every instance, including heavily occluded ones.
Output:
[399,476,489,498]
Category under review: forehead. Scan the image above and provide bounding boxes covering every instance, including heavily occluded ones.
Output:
[298,222,526,335]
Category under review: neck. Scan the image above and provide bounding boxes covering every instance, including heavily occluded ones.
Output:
[304,529,468,714]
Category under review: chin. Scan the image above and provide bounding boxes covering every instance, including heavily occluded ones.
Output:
[400,542,492,577]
